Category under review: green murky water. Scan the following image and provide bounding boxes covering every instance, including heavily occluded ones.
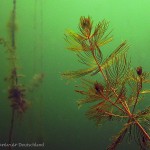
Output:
[0,0,150,150]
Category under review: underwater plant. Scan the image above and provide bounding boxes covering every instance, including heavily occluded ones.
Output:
[62,16,150,149]
[0,0,44,149]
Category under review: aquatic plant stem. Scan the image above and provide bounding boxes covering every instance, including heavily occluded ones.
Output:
[132,77,142,114]
[91,50,108,83]
[92,49,132,115]
[112,85,150,141]
[92,49,132,117]
[88,40,126,113]
[91,50,126,114]
[7,0,17,148]
[11,0,16,49]
[8,109,15,150]
[91,46,150,141]
[102,71,150,140]
[134,119,150,141]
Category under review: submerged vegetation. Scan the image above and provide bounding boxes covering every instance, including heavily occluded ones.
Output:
[62,16,150,149]
[0,0,44,149]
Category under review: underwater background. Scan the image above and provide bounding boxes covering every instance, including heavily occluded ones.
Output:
[0,0,150,150]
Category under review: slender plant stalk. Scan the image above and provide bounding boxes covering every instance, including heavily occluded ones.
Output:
[8,110,15,150]
[8,0,17,147]
[0,0,44,148]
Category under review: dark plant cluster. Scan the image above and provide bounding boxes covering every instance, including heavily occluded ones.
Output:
[8,85,28,113]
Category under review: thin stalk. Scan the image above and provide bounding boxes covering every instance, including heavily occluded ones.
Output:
[99,90,126,114]
[92,51,132,117]
[116,95,133,117]
[104,112,128,118]
[11,0,16,49]
[90,50,126,114]
[134,118,150,140]
[91,50,108,83]
[132,77,142,114]
[8,0,17,147]
[8,109,15,150]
